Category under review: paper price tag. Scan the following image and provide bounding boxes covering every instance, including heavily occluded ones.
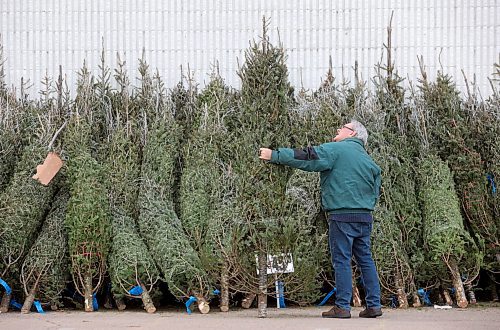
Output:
[256,253,294,275]
[33,152,63,185]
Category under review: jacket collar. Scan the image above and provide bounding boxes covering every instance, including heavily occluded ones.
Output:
[343,137,365,148]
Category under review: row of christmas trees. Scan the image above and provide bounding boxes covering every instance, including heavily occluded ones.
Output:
[1,22,499,314]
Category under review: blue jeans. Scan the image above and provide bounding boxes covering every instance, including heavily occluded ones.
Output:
[329,220,381,310]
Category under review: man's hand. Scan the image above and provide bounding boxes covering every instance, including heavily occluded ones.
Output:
[259,148,272,161]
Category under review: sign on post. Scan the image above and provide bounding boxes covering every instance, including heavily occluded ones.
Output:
[256,253,294,309]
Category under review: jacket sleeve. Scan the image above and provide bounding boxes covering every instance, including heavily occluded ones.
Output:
[374,167,382,201]
[269,144,334,172]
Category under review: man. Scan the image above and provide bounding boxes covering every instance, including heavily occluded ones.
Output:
[259,120,382,319]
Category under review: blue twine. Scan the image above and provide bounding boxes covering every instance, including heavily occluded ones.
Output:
[390,295,398,308]
[0,278,12,295]
[277,281,285,308]
[487,174,497,194]
[417,288,432,306]
[128,286,143,296]
[9,299,22,310]
[213,289,220,295]
[317,288,336,306]
[92,293,98,311]
[185,296,197,315]
[34,300,45,314]
[449,287,456,295]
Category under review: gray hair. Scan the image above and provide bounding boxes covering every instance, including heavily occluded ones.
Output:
[350,120,368,146]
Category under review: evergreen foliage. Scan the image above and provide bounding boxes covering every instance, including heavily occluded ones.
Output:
[20,187,70,309]
[232,23,295,309]
[0,79,63,292]
[1,31,499,312]
[417,70,484,283]
[417,154,481,280]
[135,64,209,302]
[105,56,160,311]
[461,76,500,272]
[64,65,111,311]
[368,61,423,306]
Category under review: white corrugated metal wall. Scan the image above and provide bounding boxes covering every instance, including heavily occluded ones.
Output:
[1,0,499,97]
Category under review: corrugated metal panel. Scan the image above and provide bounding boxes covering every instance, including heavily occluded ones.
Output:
[0,0,498,96]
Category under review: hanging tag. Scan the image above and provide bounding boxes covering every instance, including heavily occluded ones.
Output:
[32,152,63,186]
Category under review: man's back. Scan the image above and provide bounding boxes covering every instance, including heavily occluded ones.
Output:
[319,138,381,214]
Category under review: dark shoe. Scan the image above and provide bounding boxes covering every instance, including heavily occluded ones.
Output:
[322,305,351,318]
[359,307,383,318]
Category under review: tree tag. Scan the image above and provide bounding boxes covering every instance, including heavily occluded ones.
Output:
[32,152,63,185]
[256,253,295,275]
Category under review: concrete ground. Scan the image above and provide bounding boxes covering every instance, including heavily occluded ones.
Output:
[1,305,499,330]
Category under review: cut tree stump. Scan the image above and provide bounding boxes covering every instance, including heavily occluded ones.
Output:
[395,271,409,309]
[258,251,267,318]
[412,292,422,308]
[442,287,453,306]
[0,291,11,313]
[449,259,468,308]
[352,272,362,307]
[140,284,156,313]
[196,295,210,314]
[115,296,126,311]
[489,275,498,302]
[241,293,256,309]
[220,271,230,312]
[21,285,38,314]
[84,275,94,312]
[103,291,113,309]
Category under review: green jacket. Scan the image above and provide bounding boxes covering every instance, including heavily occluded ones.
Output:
[270,138,381,214]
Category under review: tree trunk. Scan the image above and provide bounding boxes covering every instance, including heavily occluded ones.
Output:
[448,259,468,308]
[140,284,156,313]
[465,283,477,304]
[194,293,210,314]
[84,274,94,312]
[412,291,422,308]
[103,293,113,309]
[489,274,498,302]
[395,270,409,309]
[442,287,453,306]
[115,296,126,311]
[220,270,230,312]
[21,284,38,314]
[352,272,362,307]
[241,293,256,309]
[257,251,267,318]
[0,291,11,313]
